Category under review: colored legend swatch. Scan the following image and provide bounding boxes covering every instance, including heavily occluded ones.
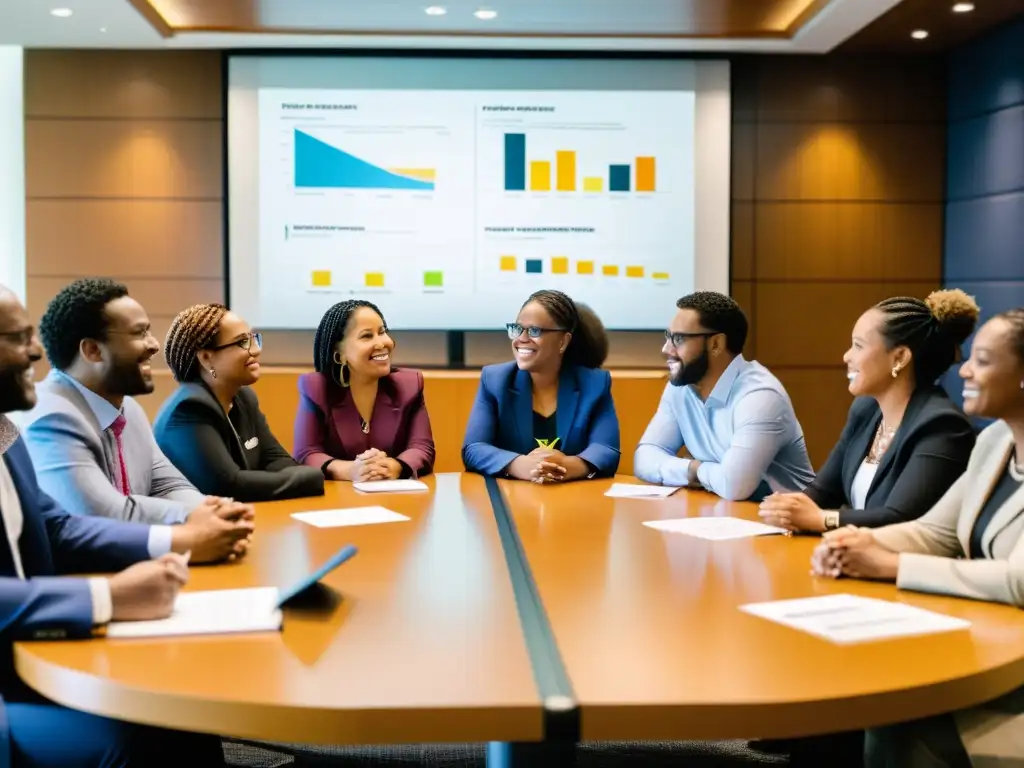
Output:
[583,177,603,192]
[602,265,620,277]
[652,271,670,281]
[525,259,543,274]
[500,255,517,272]
[530,161,551,191]
[389,168,436,183]
[311,270,331,287]
[424,271,444,288]
[626,266,645,278]
[609,165,631,192]
[636,157,656,192]
[552,257,569,274]
[365,273,385,288]
[556,151,576,192]
[577,260,595,275]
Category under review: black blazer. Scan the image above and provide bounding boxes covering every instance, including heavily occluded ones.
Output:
[804,386,975,528]
[153,383,324,503]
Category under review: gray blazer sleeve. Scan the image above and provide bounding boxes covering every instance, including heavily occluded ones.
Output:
[23,401,202,525]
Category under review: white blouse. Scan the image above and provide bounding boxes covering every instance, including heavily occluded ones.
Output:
[850,460,879,509]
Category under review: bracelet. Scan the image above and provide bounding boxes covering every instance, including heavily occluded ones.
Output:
[320,459,336,477]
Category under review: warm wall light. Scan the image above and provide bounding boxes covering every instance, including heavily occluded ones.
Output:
[424,6,447,15]
[474,8,498,19]
[49,7,73,17]
[911,29,930,39]
[952,2,975,12]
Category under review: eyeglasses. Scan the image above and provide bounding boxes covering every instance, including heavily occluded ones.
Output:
[664,330,720,347]
[0,327,35,346]
[208,331,263,352]
[506,323,566,340]
[108,328,156,342]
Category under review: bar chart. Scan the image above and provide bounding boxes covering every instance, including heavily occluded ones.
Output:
[503,132,656,194]
[308,268,448,292]
[496,254,671,282]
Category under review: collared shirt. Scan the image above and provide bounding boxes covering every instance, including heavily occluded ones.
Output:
[0,415,111,625]
[51,371,176,549]
[634,355,815,501]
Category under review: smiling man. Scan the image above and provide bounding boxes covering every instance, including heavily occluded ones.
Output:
[634,291,815,501]
[17,280,254,549]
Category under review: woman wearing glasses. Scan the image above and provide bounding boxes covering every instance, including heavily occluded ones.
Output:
[154,303,324,502]
[462,289,620,481]
[293,300,435,482]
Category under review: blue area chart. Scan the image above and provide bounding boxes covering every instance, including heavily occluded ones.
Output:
[294,130,436,191]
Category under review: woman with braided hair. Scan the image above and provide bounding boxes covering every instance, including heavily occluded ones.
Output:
[292,300,434,482]
[812,308,1024,766]
[759,289,979,534]
[153,304,324,502]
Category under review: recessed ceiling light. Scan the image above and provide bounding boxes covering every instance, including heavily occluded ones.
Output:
[99,26,107,33]
[474,8,498,20]
[425,6,447,15]
[911,29,929,39]
[50,7,73,18]
[952,2,975,12]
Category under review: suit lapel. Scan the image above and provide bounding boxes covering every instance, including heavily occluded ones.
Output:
[509,368,534,454]
[844,407,880,494]
[4,443,55,577]
[977,437,1024,556]
[369,380,400,456]
[555,368,580,453]
[870,391,929,497]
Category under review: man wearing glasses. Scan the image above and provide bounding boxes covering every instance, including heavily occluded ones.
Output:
[634,291,814,501]
[16,279,253,564]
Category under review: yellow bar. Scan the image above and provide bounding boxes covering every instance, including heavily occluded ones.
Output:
[583,177,603,192]
[577,260,594,275]
[636,157,656,192]
[652,271,670,280]
[551,257,569,274]
[388,167,436,182]
[365,272,385,288]
[556,151,576,192]
[311,270,331,287]
[529,161,551,191]
[626,266,644,278]
[500,255,517,271]
[602,265,619,277]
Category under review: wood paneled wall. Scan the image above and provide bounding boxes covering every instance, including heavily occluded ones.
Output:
[24,51,946,469]
[731,56,945,465]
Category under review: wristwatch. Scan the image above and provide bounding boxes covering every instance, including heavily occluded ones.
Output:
[823,511,841,531]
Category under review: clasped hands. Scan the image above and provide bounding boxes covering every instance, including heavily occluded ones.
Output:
[757,491,827,533]
[350,448,402,482]
[810,526,900,582]
[509,447,589,484]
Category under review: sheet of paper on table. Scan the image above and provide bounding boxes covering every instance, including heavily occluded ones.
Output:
[353,479,428,493]
[106,587,282,639]
[740,593,971,644]
[643,516,788,540]
[605,483,680,499]
[291,506,411,528]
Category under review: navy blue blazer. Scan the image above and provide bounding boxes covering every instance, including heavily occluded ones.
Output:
[0,437,150,704]
[462,361,621,477]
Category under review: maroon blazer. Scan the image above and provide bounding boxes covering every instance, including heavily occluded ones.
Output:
[293,369,435,478]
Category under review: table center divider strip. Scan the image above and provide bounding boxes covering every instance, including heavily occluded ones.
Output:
[484,477,580,743]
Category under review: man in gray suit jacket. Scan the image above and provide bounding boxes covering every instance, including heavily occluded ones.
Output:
[17,279,253,562]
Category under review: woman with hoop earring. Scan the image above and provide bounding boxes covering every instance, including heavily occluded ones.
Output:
[293,300,435,482]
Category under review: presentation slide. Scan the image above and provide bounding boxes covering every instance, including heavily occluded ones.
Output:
[229,57,730,331]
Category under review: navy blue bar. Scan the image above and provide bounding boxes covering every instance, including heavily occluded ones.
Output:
[609,164,631,192]
[505,134,526,191]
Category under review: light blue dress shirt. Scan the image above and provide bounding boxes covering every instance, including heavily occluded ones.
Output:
[634,355,815,501]
[60,374,175,557]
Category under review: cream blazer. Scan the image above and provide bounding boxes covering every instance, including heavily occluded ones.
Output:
[873,419,1024,763]
[873,418,1024,606]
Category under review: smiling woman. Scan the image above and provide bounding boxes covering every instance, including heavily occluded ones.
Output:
[292,300,436,482]
[462,289,621,482]
[153,303,324,503]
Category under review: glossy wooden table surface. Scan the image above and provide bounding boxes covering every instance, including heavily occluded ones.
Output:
[15,474,543,745]
[499,476,1024,741]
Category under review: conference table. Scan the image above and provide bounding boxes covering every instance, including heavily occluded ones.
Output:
[15,473,1024,765]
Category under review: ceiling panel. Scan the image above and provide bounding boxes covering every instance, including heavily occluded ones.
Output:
[134,0,834,38]
[839,0,1024,52]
